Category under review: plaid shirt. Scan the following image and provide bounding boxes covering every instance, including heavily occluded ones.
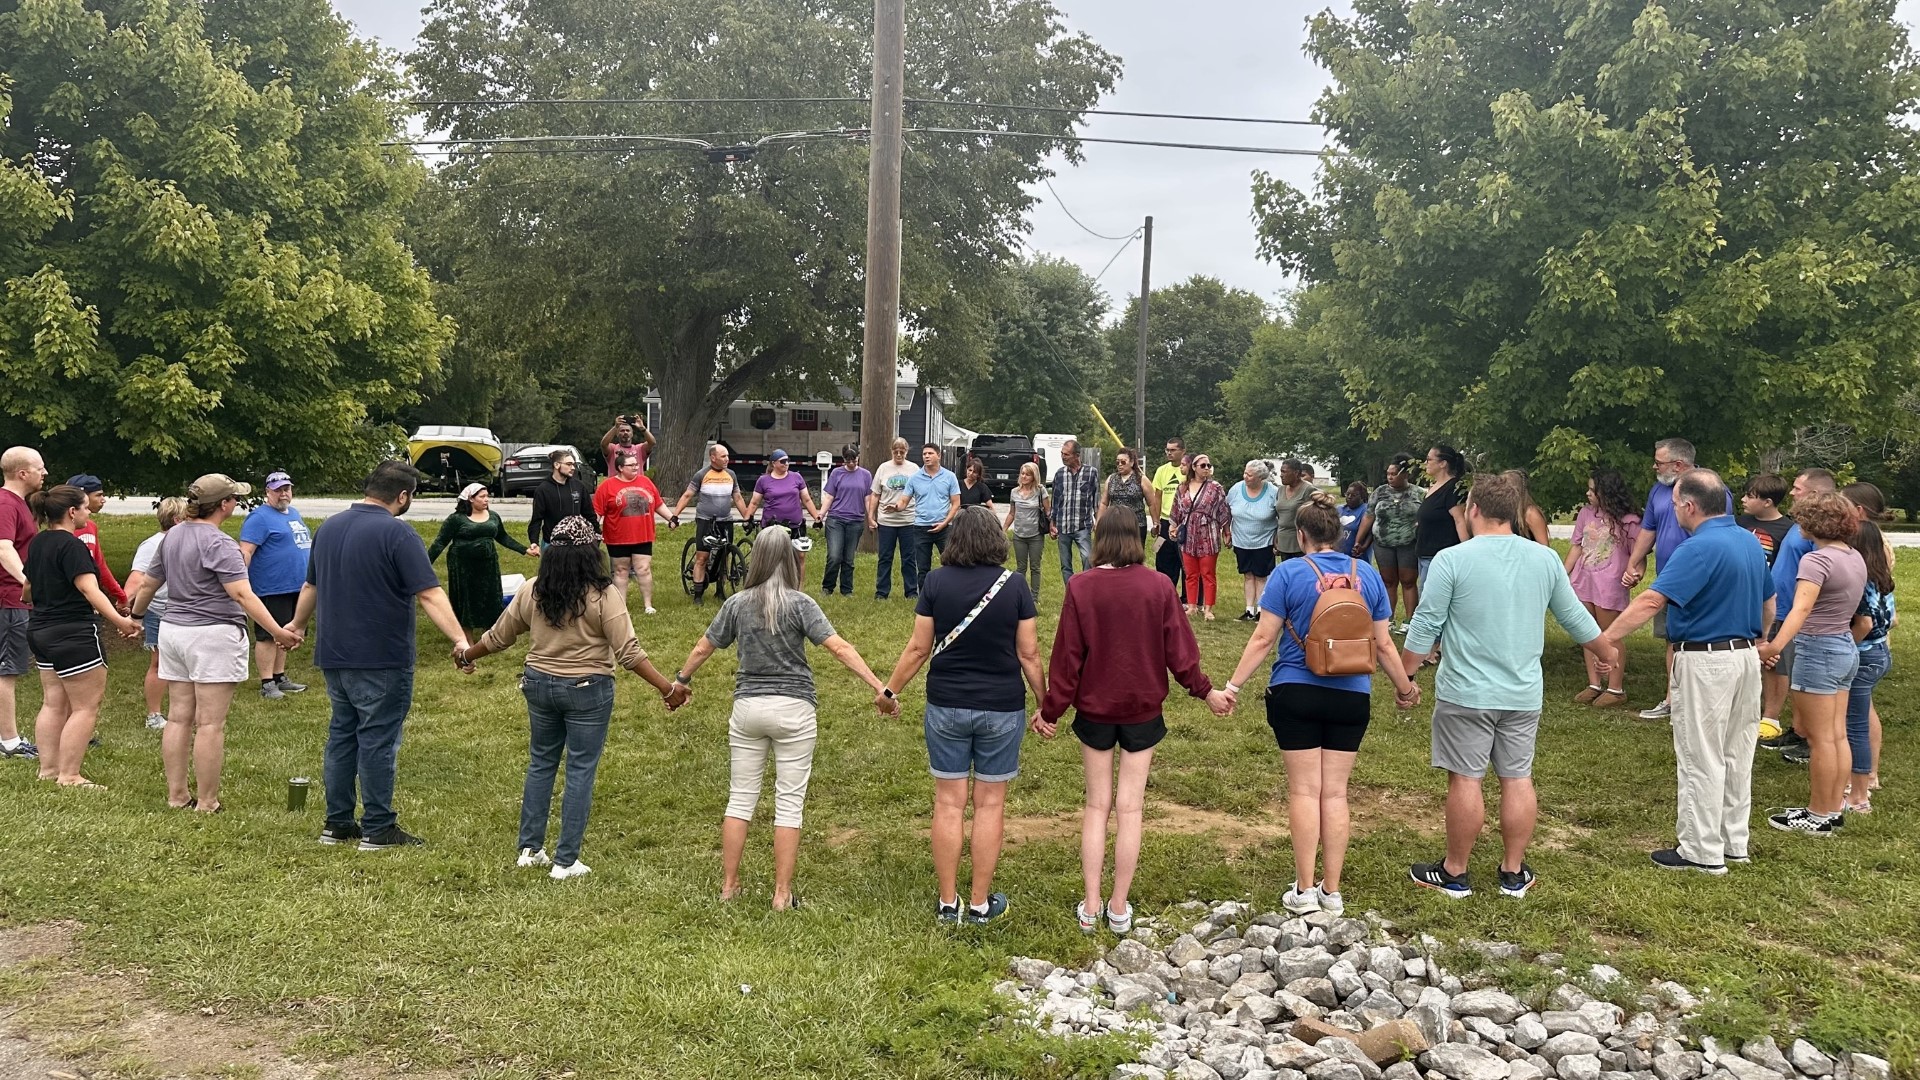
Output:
[1051,463,1099,533]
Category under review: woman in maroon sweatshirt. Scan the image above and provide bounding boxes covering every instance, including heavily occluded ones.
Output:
[1035,506,1233,934]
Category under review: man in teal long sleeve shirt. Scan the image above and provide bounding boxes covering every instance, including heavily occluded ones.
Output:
[1401,474,1619,900]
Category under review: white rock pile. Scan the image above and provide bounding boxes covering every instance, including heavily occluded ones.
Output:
[995,901,1891,1080]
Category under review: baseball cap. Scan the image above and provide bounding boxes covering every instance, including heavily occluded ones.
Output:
[66,474,104,493]
[266,471,293,490]
[188,474,252,502]
[769,449,789,462]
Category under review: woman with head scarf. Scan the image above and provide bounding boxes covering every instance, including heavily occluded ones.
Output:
[429,482,538,644]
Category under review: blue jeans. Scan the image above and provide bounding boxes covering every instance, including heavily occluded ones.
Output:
[822,517,864,595]
[874,523,918,598]
[912,524,948,579]
[1057,527,1092,585]
[1846,641,1890,776]
[517,668,615,867]
[322,668,414,834]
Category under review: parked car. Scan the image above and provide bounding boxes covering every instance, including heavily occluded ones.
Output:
[970,434,1042,499]
[497,443,595,496]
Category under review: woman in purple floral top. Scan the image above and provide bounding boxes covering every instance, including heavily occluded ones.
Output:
[1170,454,1232,620]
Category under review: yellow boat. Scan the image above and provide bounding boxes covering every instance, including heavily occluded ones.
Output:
[407,425,503,492]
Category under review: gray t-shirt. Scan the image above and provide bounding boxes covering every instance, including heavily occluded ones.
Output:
[1797,545,1868,636]
[1272,483,1316,555]
[684,465,741,521]
[703,589,837,704]
[149,521,248,628]
[1010,489,1045,538]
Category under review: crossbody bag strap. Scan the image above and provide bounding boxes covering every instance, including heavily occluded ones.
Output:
[933,570,1016,657]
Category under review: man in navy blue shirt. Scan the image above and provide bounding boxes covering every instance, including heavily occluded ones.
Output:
[1759,468,1834,757]
[290,461,470,851]
[1606,469,1775,874]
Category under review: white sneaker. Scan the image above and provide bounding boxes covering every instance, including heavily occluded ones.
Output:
[550,860,593,880]
[1281,883,1320,915]
[644,606,657,615]
[1312,884,1344,916]
[1105,900,1134,935]
[144,712,166,730]
[1639,699,1672,720]
[516,847,551,868]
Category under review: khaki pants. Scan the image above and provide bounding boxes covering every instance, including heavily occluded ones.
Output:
[725,695,818,829]
[1669,649,1761,865]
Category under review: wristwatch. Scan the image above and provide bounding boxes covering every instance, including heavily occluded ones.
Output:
[674,671,693,686]
[881,687,897,700]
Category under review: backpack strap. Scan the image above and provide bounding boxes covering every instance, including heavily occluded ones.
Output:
[1282,554,1363,650]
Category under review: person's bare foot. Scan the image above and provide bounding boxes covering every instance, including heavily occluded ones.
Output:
[57,777,106,789]
[719,886,742,902]
[772,892,800,912]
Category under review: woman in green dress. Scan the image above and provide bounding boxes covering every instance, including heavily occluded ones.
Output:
[430,483,539,642]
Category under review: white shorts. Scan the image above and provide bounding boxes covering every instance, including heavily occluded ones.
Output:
[158,622,249,684]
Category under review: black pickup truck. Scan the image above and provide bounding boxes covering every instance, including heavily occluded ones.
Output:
[970,434,1041,499]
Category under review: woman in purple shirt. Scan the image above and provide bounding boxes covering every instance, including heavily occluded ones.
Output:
[747,450,822,578]
[818,445,873,596]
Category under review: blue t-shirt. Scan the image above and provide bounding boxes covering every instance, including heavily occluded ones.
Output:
[1769,524,1814,616]
[1260,551,1391,694]
[1228,481,1280,549]
[239,505,312,597]
[1337,503,1368,558]
[1645,482,1733,568]
[906,467,961,526]
[1647,515,1775,643]
[306,504,443,670]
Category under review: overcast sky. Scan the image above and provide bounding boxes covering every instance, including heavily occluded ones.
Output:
[333,0,1920,315]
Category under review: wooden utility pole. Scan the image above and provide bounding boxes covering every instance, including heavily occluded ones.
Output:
[860,0,906,485]
[1133,215,1153,451]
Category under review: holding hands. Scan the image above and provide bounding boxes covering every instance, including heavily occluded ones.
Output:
[664,682,692,710]
[1394,682,1422,711]
[1028,709,1057,739]
[873,689,900,716]
[1206,687,1236,716]
[1757,640,1782,669]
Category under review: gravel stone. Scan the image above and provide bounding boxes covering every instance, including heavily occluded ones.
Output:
[1512,1015,1550,1049]
[1420,1043,1515,1080]
[1452,990,1530,1024]
[1789,1042,1833,1077]
[1541,1034,1605,1065]
[1653,1052,1706,1080]
[1558,1055,1603,1080]
[1846,1055,1888,1080]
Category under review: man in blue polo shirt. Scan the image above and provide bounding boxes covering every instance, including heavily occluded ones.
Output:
[895,442,960,578]
[1605,469,1774,874]
[1621,437,1732,720]
[1759,468,1834,757]
[289,461,471,852]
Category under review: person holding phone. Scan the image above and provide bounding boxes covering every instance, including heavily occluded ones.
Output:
[601,413,657,475]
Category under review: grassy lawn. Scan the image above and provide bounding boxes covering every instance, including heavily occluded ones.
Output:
[2,515,1916,1078]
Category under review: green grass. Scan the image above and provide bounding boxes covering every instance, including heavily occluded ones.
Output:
[2,516,1917,1077]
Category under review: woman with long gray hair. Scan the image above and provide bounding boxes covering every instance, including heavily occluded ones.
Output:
[669,525,889,910]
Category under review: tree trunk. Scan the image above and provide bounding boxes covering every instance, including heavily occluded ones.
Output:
[654,363,725,492]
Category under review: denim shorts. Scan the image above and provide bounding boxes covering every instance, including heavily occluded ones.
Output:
[142,607,163,651]
[924,704,1025,782]
[1790,632,1859,695]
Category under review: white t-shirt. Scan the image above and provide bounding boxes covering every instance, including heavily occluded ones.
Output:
[132,530,170,608]
[870,460,918,527]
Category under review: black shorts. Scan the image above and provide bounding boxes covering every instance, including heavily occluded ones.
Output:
[1267,683,1370,752]
[696,518,735,547]
[765,520,808,538]
[1073,715,1167,753]
[29,620,107,679]
[1234,545,1277,577]
[252,592,298,642]
[607,542,654,558]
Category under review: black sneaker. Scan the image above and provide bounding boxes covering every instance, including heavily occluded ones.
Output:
[936,899,960,924]
[1497,864,1537,898]
[318,822,363,846]
[1,739,39,760]
[1409,861,1472,899]
[358,825,426,851]
[963,893,1011,925]
[1767,808,1837,837]
[1725,852,1752,864]
[1781,744,1810,765]
[1651,847,1728,875]
[275,674,308,693]
[1761,730,1807,752]
[1238,609,1258,622]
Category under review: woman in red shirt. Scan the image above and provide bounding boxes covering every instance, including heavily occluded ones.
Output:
[1035,505,1233,934]
[593,451,662,614]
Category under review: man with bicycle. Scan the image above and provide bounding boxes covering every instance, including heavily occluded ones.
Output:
[668,443,750,604]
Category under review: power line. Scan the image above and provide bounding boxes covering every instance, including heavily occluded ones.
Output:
[1043,177,1135,241]
[386,128,1329,157]
[1093,232,1142,282]
[909,128,1328,156]
[407,94,1322,127]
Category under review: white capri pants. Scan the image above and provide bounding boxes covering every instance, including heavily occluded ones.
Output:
[725,695,818,829]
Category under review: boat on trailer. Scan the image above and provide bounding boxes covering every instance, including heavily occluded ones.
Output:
[406,425,503,492]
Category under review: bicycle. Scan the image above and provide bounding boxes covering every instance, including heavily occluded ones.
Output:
[678,518,755,599]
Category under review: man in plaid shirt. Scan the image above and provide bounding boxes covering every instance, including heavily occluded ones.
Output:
[1049,439,1100,585]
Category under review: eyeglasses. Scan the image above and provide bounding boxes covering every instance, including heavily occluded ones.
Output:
[1198,463,1214,469]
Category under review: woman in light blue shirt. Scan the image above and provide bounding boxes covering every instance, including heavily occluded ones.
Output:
[1228,460,1281,621]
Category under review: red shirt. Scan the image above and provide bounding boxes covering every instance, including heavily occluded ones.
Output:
[594,475,661,547]
[75,519,127,607]
[1041,563,1212,725]
[0,489,37,610]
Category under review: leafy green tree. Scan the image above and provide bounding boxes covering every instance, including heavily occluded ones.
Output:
[0,0,450,490]
[1254,0,1920,510]
[409,0,1120,482]
[948,256,1106,438]
[1099,276,1268,450]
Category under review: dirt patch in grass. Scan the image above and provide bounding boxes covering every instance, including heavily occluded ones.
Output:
[1001,798,1281,853]
[0,922,453,1080]
[1347,785,1444,833]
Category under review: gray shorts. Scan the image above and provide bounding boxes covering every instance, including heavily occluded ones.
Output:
[1431,699,1541,779]
[1765,619,1796,672]
[1374,542,1417,572]
[1652,605,1668,640]
[0,608,29,677]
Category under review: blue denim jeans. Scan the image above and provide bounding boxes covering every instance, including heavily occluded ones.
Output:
[322,667,414,835]
[822,517,864,595]
[874,523,918,598]
[1057,527,1092,585]
[1846,640,1890,776]
[912,524,948,579]
[517,668,615,867]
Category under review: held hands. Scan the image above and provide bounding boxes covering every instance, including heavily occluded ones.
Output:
[526,544,540,557]
[664,682,692,710]
[1394,682,1422,711]
[1205,688,1235,717]
[112,613,141,641]
[1028,709,1057,739]
[271,625,302,651]
[874,690,900,717]
[1620,566,1644,588]
[1757,641,1781,669]
[452,642,476,674]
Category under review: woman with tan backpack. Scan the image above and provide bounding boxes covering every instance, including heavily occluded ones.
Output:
[1220,491,1419,916]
